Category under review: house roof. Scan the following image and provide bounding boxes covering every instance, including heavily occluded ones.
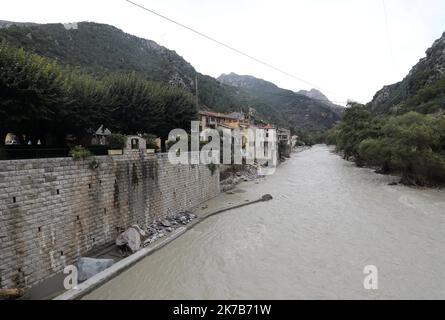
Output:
[95,125,111,136]
[199,110,239,120]
[257,124,275,129]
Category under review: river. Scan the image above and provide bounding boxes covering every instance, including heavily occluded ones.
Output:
[84,145,445,299]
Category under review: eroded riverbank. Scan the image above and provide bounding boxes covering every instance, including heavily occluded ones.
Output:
[85,145,445,299]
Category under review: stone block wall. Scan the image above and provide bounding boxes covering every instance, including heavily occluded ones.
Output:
[0,152,219,289]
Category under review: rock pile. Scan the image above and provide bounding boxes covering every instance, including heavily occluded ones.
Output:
[116,211,198,252]
[143,211,197,246]
[220,165,260,192]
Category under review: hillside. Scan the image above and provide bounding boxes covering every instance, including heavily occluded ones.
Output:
[0,20,340,132]
[327,32,445,186]
[218,73,342,132]
[297,88,344,114]
[368,32,445,114]
[0,21,242,111]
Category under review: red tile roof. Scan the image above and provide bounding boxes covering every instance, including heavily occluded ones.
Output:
[199,110,239,120]
[257,124,275,129]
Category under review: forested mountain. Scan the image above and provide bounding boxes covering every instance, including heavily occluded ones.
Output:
[297,88,344,114]
[326,32,445,186]
[218,73,342,132]
[0,42,197,147]
[0,21,340,133]
[368,32,445,115]
[0,21,242,111]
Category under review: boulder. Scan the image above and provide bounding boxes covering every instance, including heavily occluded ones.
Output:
[116,225,146,252]
[77,257,115,282]
[161,219,172,227]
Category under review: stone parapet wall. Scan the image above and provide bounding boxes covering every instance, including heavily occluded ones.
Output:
[0,153,219,289]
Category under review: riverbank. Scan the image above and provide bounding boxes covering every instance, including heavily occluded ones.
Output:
[74,147,309,299]
[53,179,273,300]
[18,149,292,300]
[219,146,310,192]
[52,154,290,300]
[330,145,445,189]
[84,145,445,299]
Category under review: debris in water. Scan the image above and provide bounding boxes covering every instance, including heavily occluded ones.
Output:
[261,194,273,201]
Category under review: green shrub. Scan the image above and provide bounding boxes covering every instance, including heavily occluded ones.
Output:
[70,145,92,161]
[143,133,159,150]
[107,133,126,149]
[332,106,445,185]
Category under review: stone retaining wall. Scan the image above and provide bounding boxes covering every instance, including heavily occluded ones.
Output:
[0,152,219,289]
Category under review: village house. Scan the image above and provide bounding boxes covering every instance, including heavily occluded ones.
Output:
[91,125,112,145]
[198,110,252,131]
[277,128,291,145]
[198,110,251,146]
[198,109,292,161]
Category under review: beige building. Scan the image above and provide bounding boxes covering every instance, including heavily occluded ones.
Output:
[277,128,291,145]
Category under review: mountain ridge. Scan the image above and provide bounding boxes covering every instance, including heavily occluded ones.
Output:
[0,20,341,132]
[368,31,445,114]
[218,72,342,132]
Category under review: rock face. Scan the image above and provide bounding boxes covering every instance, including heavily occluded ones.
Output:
[0,20,39,29]
[298,88,330,102]
[77,257,115,282]
[369,32,445,114]
[218,73,280,92]
[297,88,344,114]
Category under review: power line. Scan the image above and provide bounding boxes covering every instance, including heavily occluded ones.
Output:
[382,0,396,80]
[124,0,353,105]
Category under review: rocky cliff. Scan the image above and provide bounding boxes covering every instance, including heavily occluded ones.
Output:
[369,32,445,114]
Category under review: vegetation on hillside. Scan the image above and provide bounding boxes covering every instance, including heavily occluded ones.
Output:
[0,21,341,134]
[0,42,197,147]
[400,74,445,114]
[325,32,445,186]
[368,32,445,114]
[0,22,241,112]
[325,103,445,186]
[218,73,342,132]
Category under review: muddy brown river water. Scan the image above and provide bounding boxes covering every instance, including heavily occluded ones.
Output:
[85,145,445,299]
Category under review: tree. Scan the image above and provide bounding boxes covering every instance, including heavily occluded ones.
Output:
[335,103,379,161]
[0,43,198,152]
[0,42,67,144]
[156,85,197,143]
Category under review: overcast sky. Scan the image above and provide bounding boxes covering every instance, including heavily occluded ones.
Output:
[3,0,445,104]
